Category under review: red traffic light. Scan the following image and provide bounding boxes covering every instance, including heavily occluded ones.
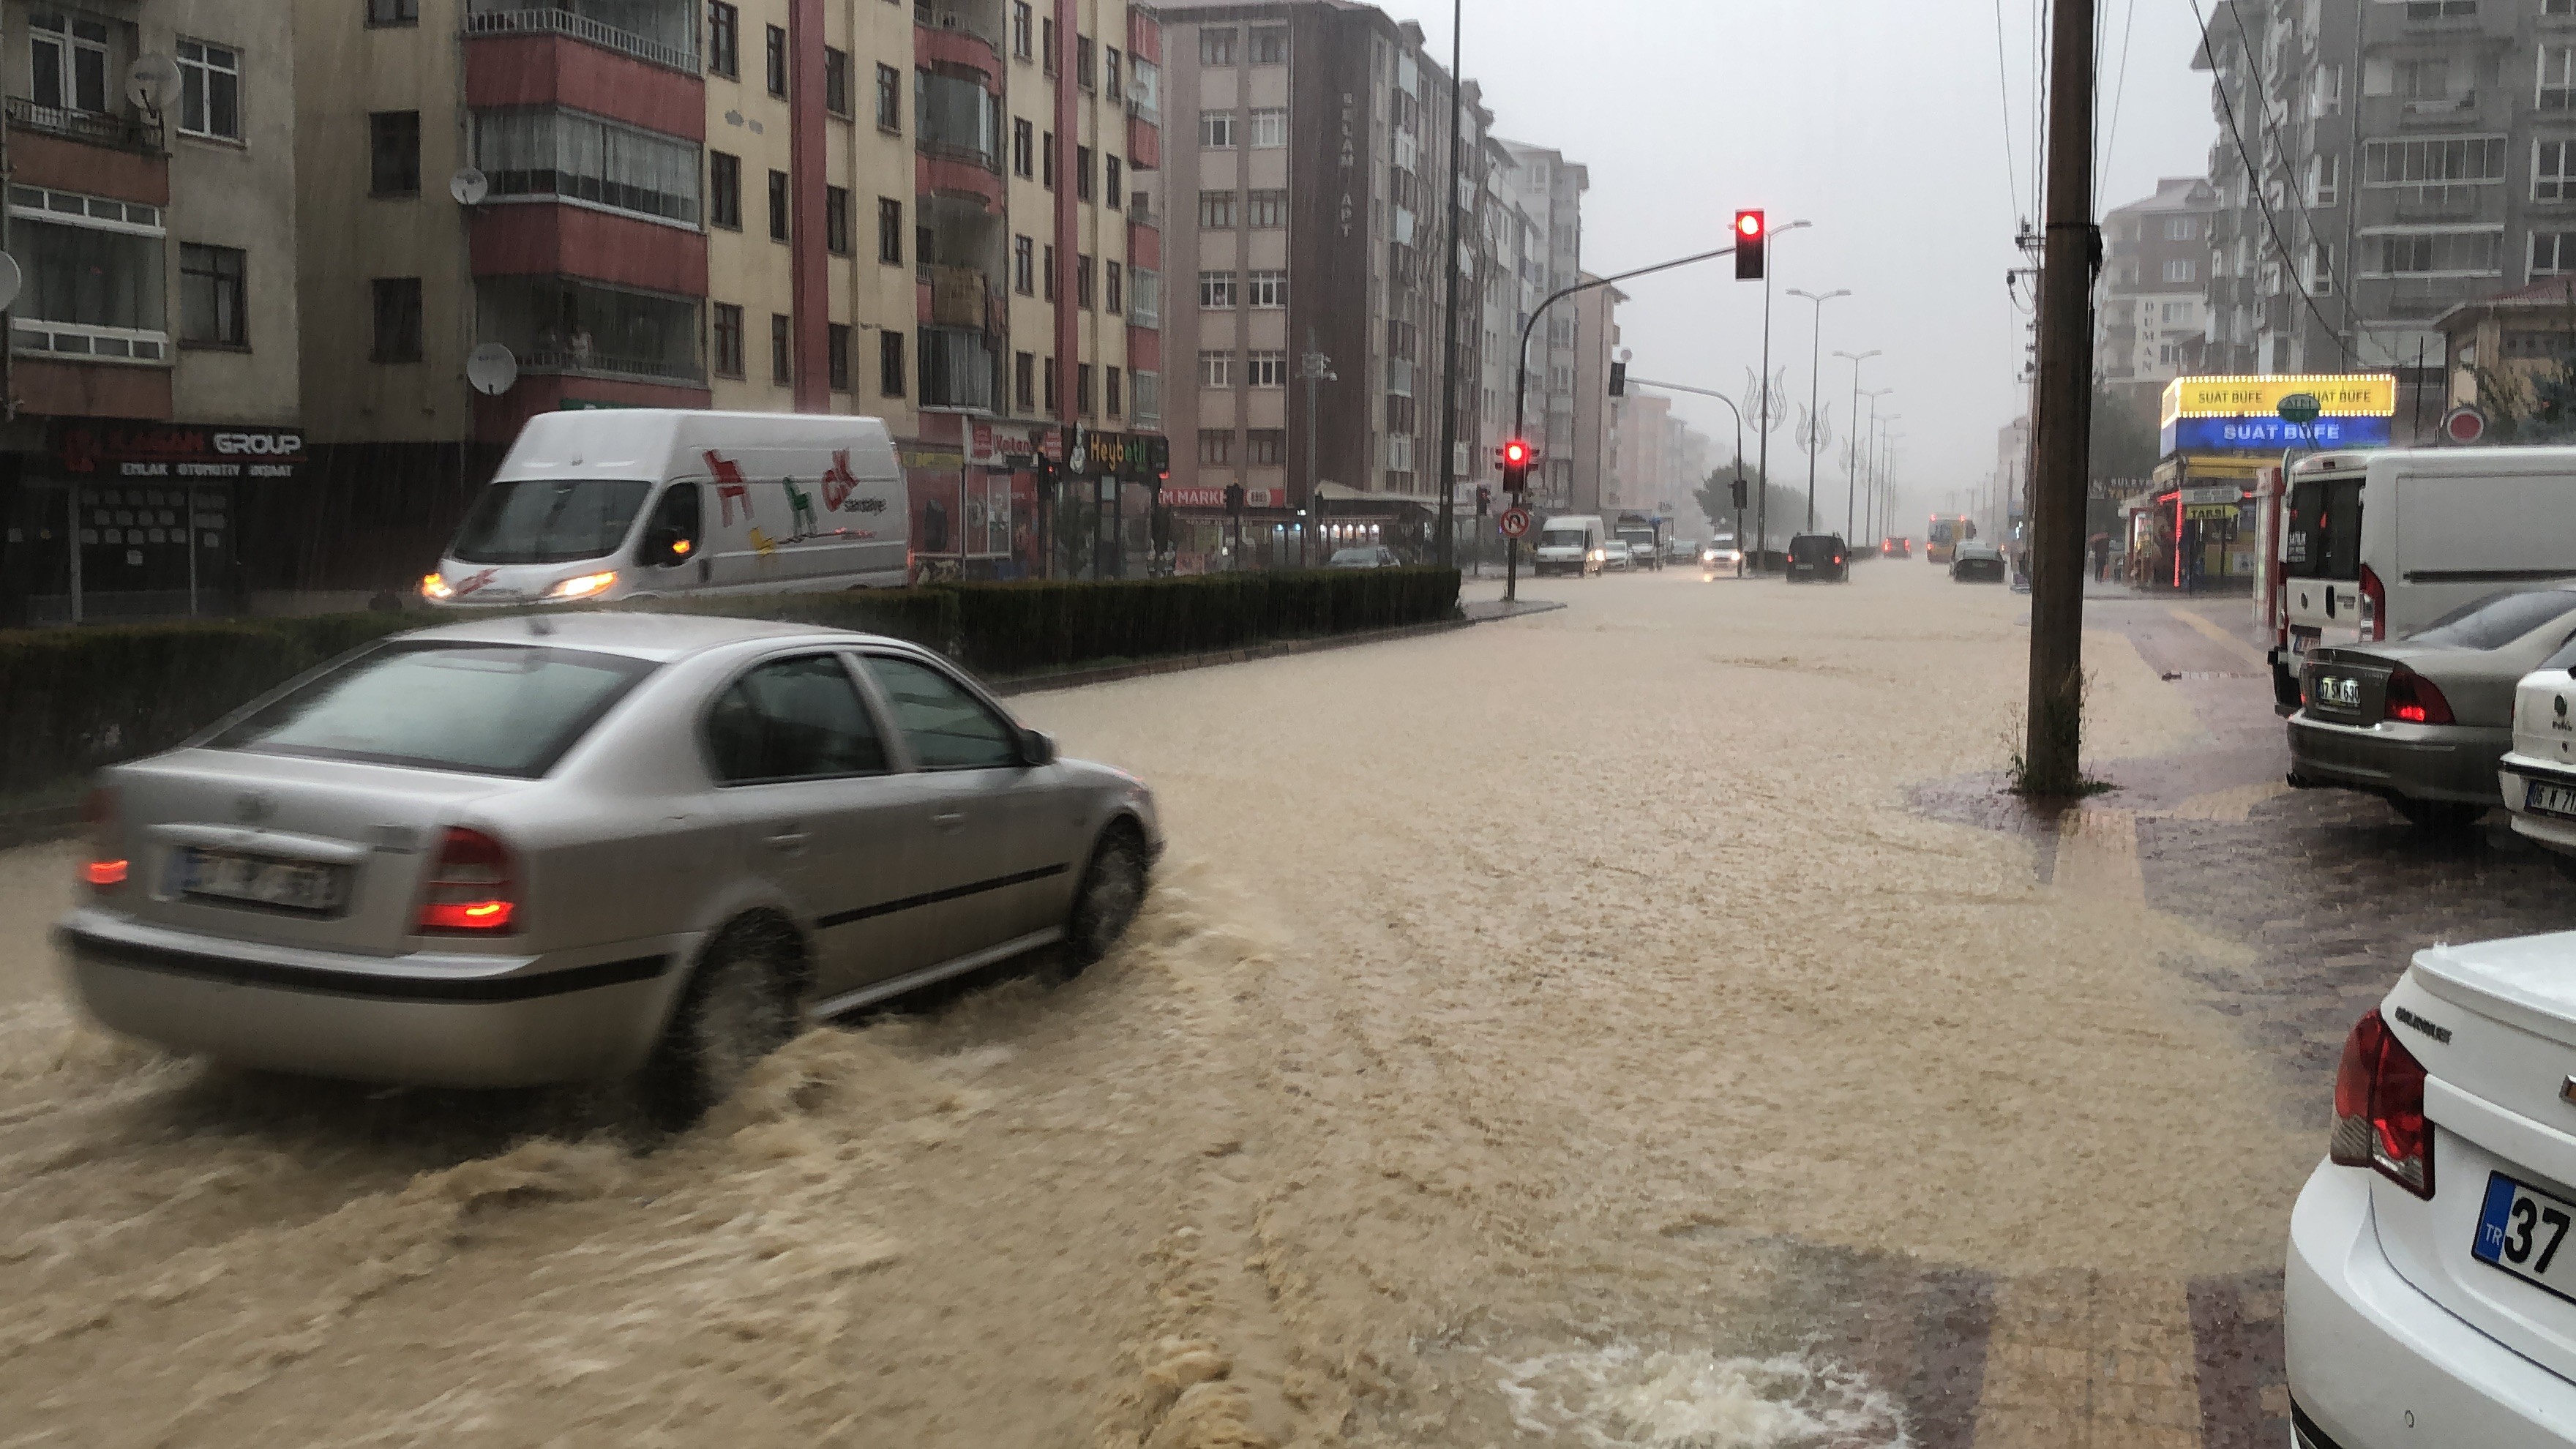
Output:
[1735,210,1767,281]
[1500,438,1533,468]
[1736,211,1765,242]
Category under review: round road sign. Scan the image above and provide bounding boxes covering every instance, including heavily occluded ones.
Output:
[2443,405,2488,445]
[1498,506,1532,539]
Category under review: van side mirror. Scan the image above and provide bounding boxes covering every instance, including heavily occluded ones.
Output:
[642,527,692,566]
[1021,728,1059,766]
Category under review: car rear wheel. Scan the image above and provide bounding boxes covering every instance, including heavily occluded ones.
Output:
[1063,826,1148,975]
[640,917,798,1129]
[2391,797,2488,834]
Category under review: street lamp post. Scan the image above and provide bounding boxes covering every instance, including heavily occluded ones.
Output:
[1786,287,1849,533]
[1627,372,1748,577]
[1833,348,1879,543]
[1856,386,1892,544]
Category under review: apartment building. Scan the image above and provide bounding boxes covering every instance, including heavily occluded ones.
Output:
[2195,0,2576,433]
[1153,0,1464,563]
[1494,137,1587,506]
[0,0,302,625]
[288,0,1160,591]
[1571,272,1622,517]
[2097,176,2218,431]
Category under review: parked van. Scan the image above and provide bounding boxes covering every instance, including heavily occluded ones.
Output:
[2279,449,2576,686]
[1532,514,1608,577]
[423,410,908,607]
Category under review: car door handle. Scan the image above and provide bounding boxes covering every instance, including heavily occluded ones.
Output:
[763,831,810,852]
[932,812,968,833]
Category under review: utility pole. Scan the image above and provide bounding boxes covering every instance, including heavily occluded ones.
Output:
[1432,0,1466,569]
[1300,329,1334,569]
[2022,0,2097,792]
[1789,289,1847,532]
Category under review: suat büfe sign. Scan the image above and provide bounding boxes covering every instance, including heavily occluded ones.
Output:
[2160,374,2398,427]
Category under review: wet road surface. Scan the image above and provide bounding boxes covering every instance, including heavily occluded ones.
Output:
[2,566,2545,1447]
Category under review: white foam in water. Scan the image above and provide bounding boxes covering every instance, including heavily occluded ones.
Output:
[1493,1347,1909,1449]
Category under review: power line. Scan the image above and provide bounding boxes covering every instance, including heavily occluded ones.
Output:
[2100,0,2138,195]
[1992,0,2023,219]
[2187,0,2352,364]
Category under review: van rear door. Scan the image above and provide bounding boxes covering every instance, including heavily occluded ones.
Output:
[2285,474,2365,648]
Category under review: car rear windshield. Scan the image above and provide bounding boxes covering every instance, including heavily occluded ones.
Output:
[206,642,659,777]
[1790,536,1840,561]
[2406,589,2576,651]
[2285,477,2362,581]
[449,479,654,565]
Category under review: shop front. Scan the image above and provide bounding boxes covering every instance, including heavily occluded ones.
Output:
[0,421,302,626]
[2145,373,2397,594]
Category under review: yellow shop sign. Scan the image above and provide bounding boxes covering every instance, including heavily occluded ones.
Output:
[2161,373,2398,426]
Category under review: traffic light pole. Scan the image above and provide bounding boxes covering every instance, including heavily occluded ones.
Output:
[1627,375,1746,578]
[1505,242,1740,602]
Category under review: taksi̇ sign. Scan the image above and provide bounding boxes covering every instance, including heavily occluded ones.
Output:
[2160,373,2398,426]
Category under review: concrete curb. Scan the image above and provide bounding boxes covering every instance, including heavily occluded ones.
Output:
[989,616,1476,697]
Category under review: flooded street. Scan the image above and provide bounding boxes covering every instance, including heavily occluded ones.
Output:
[0,564,2329,1448]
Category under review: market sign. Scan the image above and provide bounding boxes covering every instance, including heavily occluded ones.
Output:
[56,422,305,481]
[2161,414,2392,454]
[2160,373,2398,427]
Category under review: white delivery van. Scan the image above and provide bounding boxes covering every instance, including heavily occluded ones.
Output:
[422,410,908,607]
[1532,514,1607,577]
[2282,446,2576,660]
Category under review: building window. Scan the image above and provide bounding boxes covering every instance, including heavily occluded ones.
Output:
[1247,430,1285,466]
[1247,350,1287,388]
[1044,356,1058,411]
[1043,130,1056,188]
[1248,270,1287,308]
[708,1,739,78]
[2405,1,2476,16]
[768,169,789,241]
[1200,28,1236,66]
[1199,430,1233,465]
[2305,242,2335,296]
[2364,228,2503,276]
[1043,244,1057,299]
[712,302,745,376]
[2536,231,2576,276]
[476,108,704,225]
[828,323,852,390]
[1105,48,1122,101]
[1042,17,1056,74]
[2161,217,2197,242]
[1013,118,1034,176]
[880,329,906,396]
[1077,362,1094,415]
[1249,108,1287,149]
[1133,370,1159,426]
[765,24,787,97]
[2308,153,2340,206]
[875,64,901,131]
[1200,111,1235,149]
[367,0,419,26]
[1013,235,1034,293]
[28,13,108,114]
[1077,144,1095,201]
[1077,35,1095,89]
[1012,1,1033,59]
[710,151,741,228]
[1105,260,1123,314]
[2362,135,2507,206]
[1129,267,1159,326]
[1105,154,1123,209]
[1199,190,1237,228]
[1199,350,1232,388]
[878,197,903,263]
[1078,254,1096,308]
[823,47,851,116]
[179,243,247,347]
[1247,189,1286,228]
[825,186,851,255]
[2540,139,2576,202]
[1249,26,1288,65]
[770,313,791,385]
[1199,271,1237,308]
[1015,351,1036,411]
[369,111,421,195]
[2312,63,2344,117]
[1106,365,1122,416]
[176,40,243,142]
[2163,258,2195,283]
[371,277,423,362]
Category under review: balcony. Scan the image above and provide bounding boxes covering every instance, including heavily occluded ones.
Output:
[465,0,698,74]
[918,325,997,412]
[914,0,1006,57]
[4,97,160,154]
[476,274,706,386]
[918,263,999,332]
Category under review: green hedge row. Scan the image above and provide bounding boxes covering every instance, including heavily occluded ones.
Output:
[0,569,1459,798]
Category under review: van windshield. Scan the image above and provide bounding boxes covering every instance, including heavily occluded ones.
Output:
[450,479,654,565]
[1538,528,1587,550]
[2285,477,2363,581]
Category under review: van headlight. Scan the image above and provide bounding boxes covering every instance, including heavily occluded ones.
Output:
[545,570,618,600]
[1588,548,1604,561]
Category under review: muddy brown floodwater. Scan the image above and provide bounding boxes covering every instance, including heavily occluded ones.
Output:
[0,564,2318,1448]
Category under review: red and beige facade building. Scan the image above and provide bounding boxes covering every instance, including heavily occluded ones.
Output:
[285,0,1160,588]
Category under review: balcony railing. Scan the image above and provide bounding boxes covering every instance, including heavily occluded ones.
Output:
[3,97,160,154]
[464,6,699,73]
[521,346,705,384]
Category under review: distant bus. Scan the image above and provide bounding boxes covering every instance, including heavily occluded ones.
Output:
[1925,514,1977,565]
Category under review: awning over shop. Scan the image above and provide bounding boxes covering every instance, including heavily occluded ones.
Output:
[2152,454,2272,484]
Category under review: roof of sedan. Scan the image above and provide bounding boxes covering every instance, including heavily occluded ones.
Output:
[398,610,889,661]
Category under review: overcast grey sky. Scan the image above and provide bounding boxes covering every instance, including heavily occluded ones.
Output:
[1383,0,2220,528]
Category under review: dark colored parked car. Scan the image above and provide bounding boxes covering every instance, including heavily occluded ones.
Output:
[1950,542,2007,583]
[1786,534,1849,583]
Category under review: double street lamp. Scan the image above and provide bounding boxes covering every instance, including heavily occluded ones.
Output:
[1786,287,1849,533]
[1833,348,1879,544]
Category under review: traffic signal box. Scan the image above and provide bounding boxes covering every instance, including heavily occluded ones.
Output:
[1497,438,1535,497]
[1734,211,1766,280]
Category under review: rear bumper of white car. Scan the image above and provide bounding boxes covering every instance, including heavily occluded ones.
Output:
[2288,1159,2576,1449]
[56,909,690,1089]
[2502,756,2576,855]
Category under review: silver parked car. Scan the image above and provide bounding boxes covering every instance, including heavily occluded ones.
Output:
[2291,588,2576,831]
[56,613,1160,1123]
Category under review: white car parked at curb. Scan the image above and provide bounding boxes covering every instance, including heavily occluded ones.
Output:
[2500,651,2576,858]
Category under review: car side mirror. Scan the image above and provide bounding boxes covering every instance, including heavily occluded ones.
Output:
[1021,728,1059,766]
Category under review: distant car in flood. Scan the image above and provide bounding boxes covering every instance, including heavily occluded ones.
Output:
[1785,534,1849,583]
[1596,541,1638,573]
[1326,545,1401,569]
[1951,541,2007,583]
[1881,536,1912,559]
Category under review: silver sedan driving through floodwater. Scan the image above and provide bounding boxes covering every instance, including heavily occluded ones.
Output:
[56,613,1159,1123]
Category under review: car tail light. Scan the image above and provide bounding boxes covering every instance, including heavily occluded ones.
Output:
[82,787,127,891]
[418,827,518,934]
[2332,1008,2434,1198]
[2359,563,2386,642]
[2383,667,2455,726]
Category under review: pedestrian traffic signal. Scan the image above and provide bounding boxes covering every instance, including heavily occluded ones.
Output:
[1608,362,1627,397]
[1475,484,1491,515]
[1734,210,1766,280]
[1730,477,1748,510]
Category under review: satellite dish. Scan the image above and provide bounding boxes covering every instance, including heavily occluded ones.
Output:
[0,254,23,313]
[466,343,519,396]
[124,55,180,113]
[449,168,490,206]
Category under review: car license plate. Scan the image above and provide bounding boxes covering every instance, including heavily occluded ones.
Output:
[171,848,348,913]
[2315,675,2362,710]
[2531,782,2576,820]
[2474,1172,2576,1303]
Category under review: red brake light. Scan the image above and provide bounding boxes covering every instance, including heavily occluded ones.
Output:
[82,787,126,892]
[418,827,518,935]
[2359,562,2387,642]
[2332,1008,2434,1198]
[2384,667,2455,726]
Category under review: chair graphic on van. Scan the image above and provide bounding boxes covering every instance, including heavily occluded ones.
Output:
[782,476,820,540]
[705,451,753,525]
